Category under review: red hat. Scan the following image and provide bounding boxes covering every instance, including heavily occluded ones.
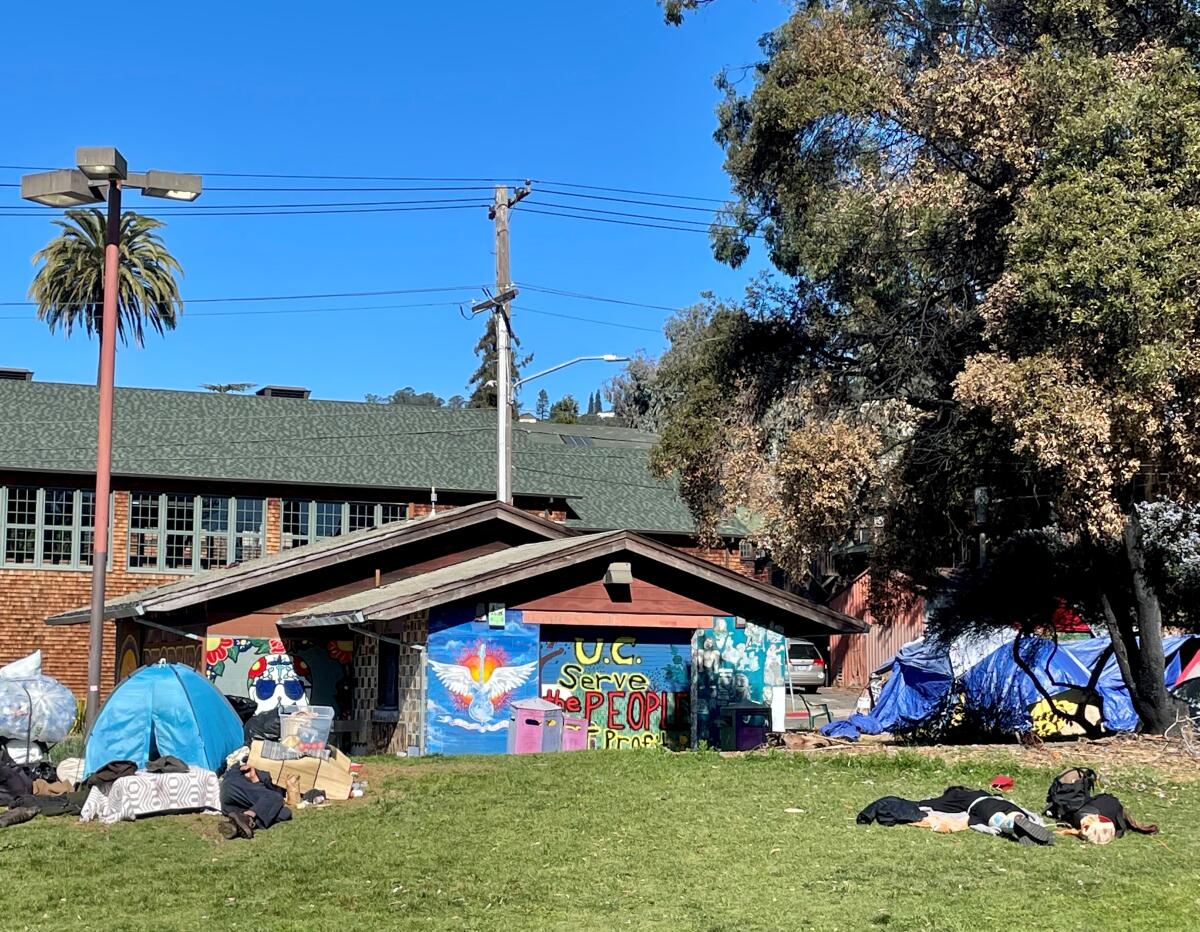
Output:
[990,775,1015,792]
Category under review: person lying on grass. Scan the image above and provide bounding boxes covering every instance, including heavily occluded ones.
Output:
[218,764,297,840]
[858,786,1054,845]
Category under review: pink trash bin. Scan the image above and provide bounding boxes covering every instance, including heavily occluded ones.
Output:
[507,697,564,754]
[561,715,589,751]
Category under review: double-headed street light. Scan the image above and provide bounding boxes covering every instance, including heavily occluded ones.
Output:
[21,148,202,733]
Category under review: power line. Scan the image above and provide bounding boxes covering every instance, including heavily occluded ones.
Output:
[0,197,491,211]
[531,199,717,228]
[0,285,484,308]
[531,178,727,204]
[0,203,488,219]
[536,188,721,214]
[516,205,753,237]
[520,284,680,312]
[521,305,663,334]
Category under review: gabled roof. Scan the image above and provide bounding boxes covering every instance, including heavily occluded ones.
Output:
[45,501,572,625]
[279,530,867,636]
[0,379,734,534]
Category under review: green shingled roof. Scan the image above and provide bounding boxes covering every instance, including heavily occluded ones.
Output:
[0,380,736,535]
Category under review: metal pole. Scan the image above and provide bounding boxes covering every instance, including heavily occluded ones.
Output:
[84,179,121,734]
[493,185,513,504]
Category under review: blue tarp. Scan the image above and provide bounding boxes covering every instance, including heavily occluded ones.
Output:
[84,661,243,777]
[962,635,1197,733]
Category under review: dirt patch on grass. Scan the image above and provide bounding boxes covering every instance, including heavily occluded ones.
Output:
[761,730,1200,782]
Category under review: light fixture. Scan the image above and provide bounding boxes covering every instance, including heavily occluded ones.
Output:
[141,169,202,201]
[20,169,104,207]
[601,354,629,362]
[75,146,127,181]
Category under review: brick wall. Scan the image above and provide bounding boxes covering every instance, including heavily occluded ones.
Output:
[2,481,751,697]
[350,611,430,756]
[0,491,178,696]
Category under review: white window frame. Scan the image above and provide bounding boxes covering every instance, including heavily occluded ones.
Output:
[0,486,108,571]
[280,500,409,550]
[127,493,266,574]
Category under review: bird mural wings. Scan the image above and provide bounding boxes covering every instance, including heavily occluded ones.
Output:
[428,660,478,699]
[483,660,537,700]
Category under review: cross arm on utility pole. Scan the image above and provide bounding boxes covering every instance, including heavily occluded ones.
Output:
[470,287,519,315]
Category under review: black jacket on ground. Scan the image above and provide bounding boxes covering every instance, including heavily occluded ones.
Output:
[857,796,926,826]
[219,767,291,829]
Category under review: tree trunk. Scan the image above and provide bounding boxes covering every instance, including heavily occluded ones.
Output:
[1101,514,1179,734]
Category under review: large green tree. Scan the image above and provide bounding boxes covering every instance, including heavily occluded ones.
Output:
[30,209,184,346]
[467,314,531,408]
[655,0,1200,731]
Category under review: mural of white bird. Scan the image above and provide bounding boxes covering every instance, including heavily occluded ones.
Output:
[429,642,537,724]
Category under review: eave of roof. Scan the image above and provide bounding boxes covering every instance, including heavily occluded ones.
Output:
[280,530,868,635]
[45,500,574,626]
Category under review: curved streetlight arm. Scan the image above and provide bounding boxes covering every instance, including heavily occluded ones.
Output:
[514,354,629,390]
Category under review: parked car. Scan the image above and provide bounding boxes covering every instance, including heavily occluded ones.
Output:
[786,639,826,693]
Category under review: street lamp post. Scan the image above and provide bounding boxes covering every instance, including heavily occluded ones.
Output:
[487,353,630,505]
[21,148,201,733]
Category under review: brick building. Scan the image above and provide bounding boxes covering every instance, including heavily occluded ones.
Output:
[0,374,760,695]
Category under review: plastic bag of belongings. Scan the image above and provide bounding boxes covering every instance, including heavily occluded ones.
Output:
[824,633,1200,741]
[0,651,78,763]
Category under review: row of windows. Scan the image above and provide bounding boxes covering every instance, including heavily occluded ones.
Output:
[0,487,97,568]
[281,500,408,550]
[127,493,265,572]
[0,487,411,573]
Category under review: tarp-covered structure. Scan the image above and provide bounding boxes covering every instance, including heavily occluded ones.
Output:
[824,633,1200,740]
[84,661,242,777]
[822,631,1013,739]
[964,635,1198,734]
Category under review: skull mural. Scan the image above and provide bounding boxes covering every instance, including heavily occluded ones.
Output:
[247,639,311,713]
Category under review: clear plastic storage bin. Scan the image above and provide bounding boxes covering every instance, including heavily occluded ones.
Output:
[278,706,334,755]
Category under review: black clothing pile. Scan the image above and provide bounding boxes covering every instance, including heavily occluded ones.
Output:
[219,766,292,830]
[1045,768,1158,837]
[145,755,189,775]
[857,796,926,826]
[0,756,88,827]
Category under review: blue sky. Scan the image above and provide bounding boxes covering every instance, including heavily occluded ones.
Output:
[0,1,783,409]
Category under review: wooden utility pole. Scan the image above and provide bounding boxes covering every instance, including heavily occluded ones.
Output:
[489,182,530,504]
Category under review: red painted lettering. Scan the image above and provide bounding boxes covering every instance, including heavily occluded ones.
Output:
[607,691,625,730]
[583,691,605,719]
[626,691,646,730]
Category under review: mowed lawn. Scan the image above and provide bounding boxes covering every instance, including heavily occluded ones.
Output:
[3,750,1197,932]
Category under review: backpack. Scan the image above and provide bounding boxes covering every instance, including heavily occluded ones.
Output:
[1045,767,1099,821]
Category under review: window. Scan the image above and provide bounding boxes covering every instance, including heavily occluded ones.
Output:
[0,486,99,569]
[128,493,265,572]
[4,487,36,564]
[281,499,309,549]
[377,640,400,710]
[788,641,821,662]
[281,501,409,550]
[738,539,756,563]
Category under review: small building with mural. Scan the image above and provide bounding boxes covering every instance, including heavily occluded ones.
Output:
[48,502,864,755]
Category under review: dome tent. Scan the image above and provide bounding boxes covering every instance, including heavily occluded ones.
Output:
[84,661,243,777]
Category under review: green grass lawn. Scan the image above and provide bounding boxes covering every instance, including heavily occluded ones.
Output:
[2,749,1196,931]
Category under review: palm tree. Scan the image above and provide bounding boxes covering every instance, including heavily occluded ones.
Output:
[29,209,184,347]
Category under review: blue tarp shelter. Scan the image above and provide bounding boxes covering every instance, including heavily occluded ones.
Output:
[962,635,1197,733]
[84,661,243,777]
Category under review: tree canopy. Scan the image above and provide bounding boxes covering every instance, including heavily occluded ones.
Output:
[550,395,580,424]
[30,210,184,347]
[467,314,531,408]
[653,0,1200,730]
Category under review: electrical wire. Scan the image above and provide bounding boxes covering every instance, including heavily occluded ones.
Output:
[0,285,485,308]
[520,305,662,334]
[531,178,727,204]
[516,205,740,236]
[0,204,489,219]
[0,197,492,211]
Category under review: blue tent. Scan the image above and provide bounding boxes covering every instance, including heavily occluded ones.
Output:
[866,639,954,733]
[84,661,243,777]
[962,636,1197,733]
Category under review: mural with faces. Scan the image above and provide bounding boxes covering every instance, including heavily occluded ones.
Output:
[206,636,353,716]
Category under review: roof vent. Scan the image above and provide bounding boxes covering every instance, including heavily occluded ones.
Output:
[256,385,310,399]
[0,368,33,382]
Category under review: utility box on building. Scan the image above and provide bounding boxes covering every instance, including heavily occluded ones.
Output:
[507,697,564,754]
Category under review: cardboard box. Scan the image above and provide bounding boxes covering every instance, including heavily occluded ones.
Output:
[246,740,355,800]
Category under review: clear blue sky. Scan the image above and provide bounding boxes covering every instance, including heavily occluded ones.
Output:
[0,1,782,409]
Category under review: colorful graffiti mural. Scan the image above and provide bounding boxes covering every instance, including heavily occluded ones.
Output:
[540,627,691,749]
[425,605,539,755]
[205,636,353,716]
[142,627,202,670]
[693,618,785,747]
